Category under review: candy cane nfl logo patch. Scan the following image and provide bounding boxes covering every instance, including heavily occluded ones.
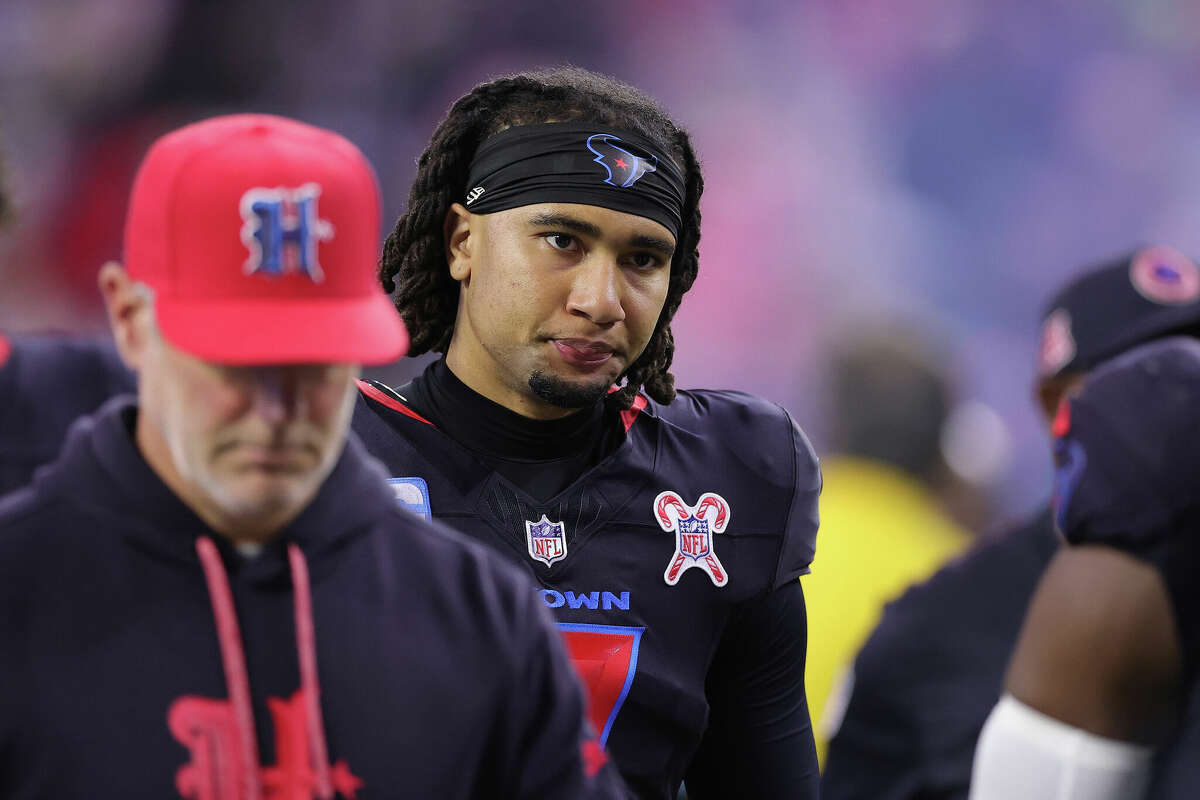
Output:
[526,515,568,567]
[654,491,730,587]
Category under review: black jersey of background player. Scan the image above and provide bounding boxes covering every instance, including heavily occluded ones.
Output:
[0,396,619,799]
[823,504,1200,799]
[821,508,1059,800]
[0,332,133,494]
[352,359,823,800]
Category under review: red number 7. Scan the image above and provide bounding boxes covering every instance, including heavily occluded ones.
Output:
[557,623,644,745]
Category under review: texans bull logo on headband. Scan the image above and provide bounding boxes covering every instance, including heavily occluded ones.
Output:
[654,491,730,587]
[240,182,334,282]
[461,122,684,238]
[587,133,658,188]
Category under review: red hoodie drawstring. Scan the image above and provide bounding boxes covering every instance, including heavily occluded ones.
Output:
[288,542,334,800]
[196,537,263,800]
[195,537,335,800]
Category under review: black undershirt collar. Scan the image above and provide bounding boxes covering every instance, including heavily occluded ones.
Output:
[401,360,619,501]
[408,359,604,459]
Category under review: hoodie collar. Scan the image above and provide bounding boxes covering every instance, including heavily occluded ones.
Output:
[44,396,396,578]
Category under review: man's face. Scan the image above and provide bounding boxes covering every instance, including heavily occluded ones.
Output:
[138,331,360,537]
[444,202,675,419]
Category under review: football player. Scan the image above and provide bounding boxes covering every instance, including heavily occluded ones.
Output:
[970,334,1200,799]
[355,66,822,799]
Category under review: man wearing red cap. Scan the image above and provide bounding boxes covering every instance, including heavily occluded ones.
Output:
[0,114,623,799]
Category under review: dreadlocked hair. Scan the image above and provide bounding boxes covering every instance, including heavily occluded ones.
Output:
[380,65,704,410]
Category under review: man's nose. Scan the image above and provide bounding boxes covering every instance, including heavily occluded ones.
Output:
[566,258,625,326]
[249,367,303,424]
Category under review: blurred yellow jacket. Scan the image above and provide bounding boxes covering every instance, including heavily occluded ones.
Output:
[803,456,970,764]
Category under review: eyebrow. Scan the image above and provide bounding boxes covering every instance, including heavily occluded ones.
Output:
[527,212,676,259]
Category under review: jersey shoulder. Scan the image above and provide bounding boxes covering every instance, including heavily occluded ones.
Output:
[650,388,802,438]
[646,389,822,589]
[0,333,134,493]
[0,333,133,399]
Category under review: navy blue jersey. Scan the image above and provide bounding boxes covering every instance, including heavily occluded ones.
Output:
[1052,338,1200,679]
[353,378,822,799]
[0,397,624,799]
[1149,684,1200,798]
[821,508,1058,800]
[0,332,133,494]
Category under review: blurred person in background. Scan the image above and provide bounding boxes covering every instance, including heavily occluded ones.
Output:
[804,327,974,762]
[0,0,618,333]
[823,246,1200,799]
[0,120,135,493]
[0,112,623,799]
[970,335,1200,800]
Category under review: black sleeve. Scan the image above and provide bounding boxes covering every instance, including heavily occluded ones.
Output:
[823,512,1060,800]
[820,646,926,800]
[683,579,819,799]
[776,408,821,588]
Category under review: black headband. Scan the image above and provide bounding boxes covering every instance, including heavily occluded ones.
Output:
[463,122,686,239]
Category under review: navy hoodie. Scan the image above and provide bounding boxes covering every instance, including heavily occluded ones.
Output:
[0,397,622,799]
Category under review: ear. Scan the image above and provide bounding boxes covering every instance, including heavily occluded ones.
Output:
[444,202,475,283]
[98,262,153,371]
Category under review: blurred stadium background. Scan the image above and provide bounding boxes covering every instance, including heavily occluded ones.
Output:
[3,0,1199,517]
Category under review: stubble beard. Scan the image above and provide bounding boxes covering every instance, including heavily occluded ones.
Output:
[528,369,614,410]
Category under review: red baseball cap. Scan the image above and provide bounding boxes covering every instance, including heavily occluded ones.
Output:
[123,113,408,365]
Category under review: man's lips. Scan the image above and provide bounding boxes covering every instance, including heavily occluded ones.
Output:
[218,442,318,469]
[553,339,616,367]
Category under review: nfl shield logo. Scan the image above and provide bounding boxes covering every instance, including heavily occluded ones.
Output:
[677,517,711,558]
[526,514,568,567]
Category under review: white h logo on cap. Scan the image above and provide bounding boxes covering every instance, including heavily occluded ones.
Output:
[240,183,335,282]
